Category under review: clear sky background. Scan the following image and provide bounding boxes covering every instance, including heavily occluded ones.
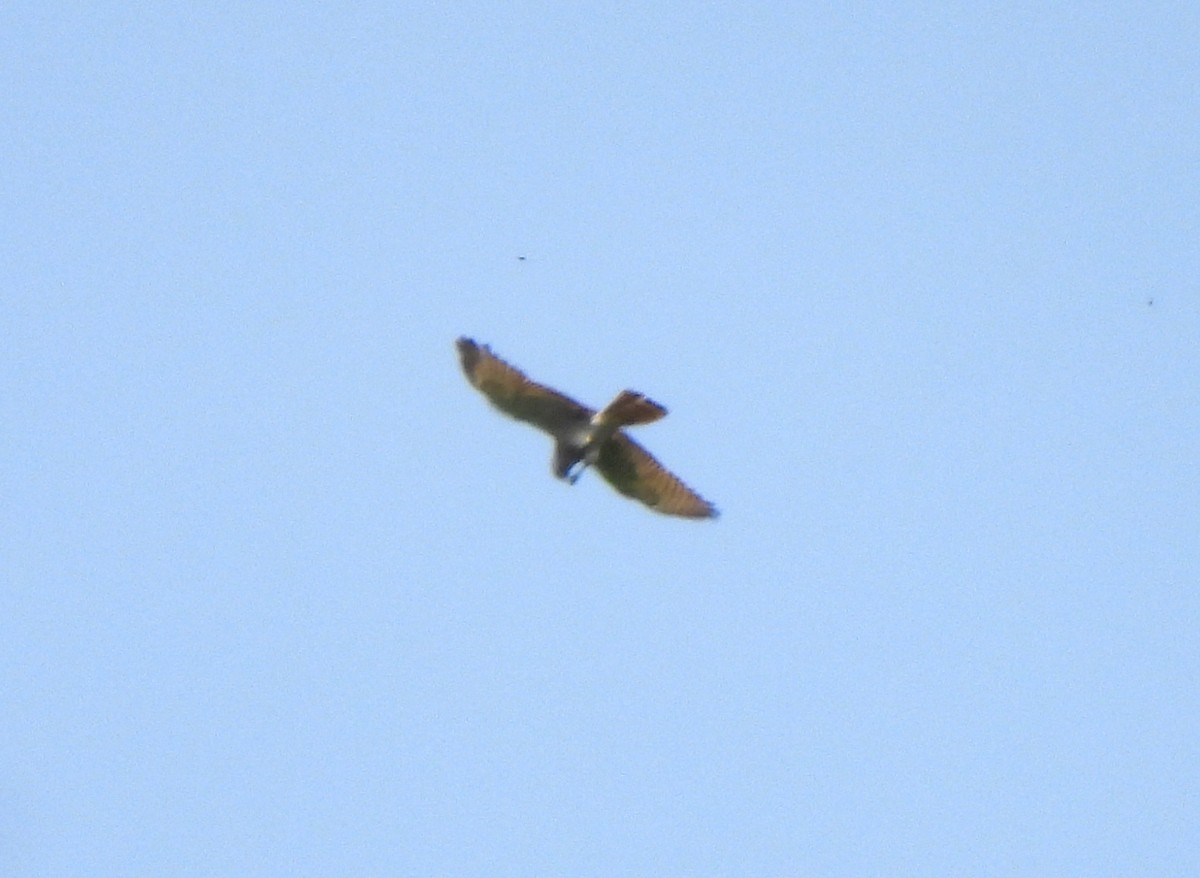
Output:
[3,3,1198,876]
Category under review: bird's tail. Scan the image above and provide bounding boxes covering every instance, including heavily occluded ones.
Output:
[595,390,667,428]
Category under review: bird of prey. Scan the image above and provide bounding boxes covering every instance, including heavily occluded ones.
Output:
[456,337,718,519]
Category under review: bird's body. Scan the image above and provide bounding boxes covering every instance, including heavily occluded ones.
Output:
[456,338,717,519]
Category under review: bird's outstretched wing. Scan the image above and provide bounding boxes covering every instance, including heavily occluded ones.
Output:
[456,337,592,433]
[596,432,718,519]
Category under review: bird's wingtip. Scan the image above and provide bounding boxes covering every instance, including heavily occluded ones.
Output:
[456,337,482,375]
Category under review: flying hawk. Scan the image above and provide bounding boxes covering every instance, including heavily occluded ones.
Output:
[456,337,718,519]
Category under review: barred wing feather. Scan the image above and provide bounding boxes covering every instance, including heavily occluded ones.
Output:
[596,433,718,519]
[456,337,592,434]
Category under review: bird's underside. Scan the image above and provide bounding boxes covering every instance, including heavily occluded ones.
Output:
[456,337,718,519]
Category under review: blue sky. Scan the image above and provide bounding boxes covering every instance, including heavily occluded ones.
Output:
[3,3,1198,875]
